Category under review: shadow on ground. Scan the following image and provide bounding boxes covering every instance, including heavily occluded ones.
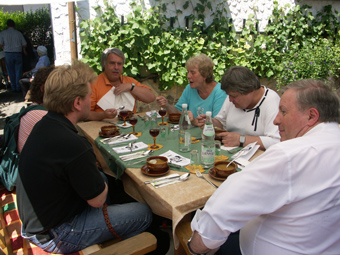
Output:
[0,84,25,134]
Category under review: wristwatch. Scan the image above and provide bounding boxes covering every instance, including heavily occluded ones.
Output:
[239,135,245,147]
[130,83,135,91]
[187,239,206,255]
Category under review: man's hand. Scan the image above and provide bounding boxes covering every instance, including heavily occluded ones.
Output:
[104,108,117,119]
[113,83,132,95]
[156,96,168,108]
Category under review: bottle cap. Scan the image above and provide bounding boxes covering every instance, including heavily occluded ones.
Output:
[206,111,212,117]
[182,103,188,108]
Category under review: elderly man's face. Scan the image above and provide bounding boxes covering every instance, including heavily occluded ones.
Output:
[104,53,124,83]
[274,89,310,141]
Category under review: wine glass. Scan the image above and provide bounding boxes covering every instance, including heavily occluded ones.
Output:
[149,120,160,149]
[128,117,138,135]
[159,107,167,125]
[119,110,129,126]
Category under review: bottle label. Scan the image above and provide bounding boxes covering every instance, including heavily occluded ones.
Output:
[201,146,215,164]
[203,124,214,137]
[184,131,191,146]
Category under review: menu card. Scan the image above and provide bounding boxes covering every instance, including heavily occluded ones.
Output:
[160,150,190,167]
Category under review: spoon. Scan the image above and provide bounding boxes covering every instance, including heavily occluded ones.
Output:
[154,173,190,187]
[118,106,125,110]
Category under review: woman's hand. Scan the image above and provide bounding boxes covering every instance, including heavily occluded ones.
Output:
[156,96,168,108]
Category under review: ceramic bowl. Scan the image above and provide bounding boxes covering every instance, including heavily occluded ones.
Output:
[146,156,168,172]
[100,125,118,136]
[213,161,237,178]
[169,113,181,123]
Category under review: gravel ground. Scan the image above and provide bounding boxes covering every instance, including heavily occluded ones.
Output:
[0,84,27,135]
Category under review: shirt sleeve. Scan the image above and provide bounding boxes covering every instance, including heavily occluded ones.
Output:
[214,98,229,130]
[191,146,291,249]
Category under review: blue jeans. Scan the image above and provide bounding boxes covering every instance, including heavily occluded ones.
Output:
[22,202,152,253]
[5,52,23,91]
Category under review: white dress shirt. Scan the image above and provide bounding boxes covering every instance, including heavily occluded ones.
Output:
[191,122,340,254]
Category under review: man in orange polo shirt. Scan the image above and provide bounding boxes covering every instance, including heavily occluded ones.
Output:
[89,48,155,120]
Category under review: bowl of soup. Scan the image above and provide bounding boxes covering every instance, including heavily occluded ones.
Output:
[147,156,168,172]
[213,161,237,178]
[100,125,118,136]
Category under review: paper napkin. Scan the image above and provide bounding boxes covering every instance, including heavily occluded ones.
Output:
[108,134,138,145]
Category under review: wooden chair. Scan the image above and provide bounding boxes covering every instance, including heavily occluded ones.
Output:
[0,186,157,255]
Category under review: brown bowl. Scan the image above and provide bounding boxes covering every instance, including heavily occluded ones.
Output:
[101,125,118,136]
[169,113,181,123]
[213,161,237,178]
[147,156,168,172]
[118,110,134,120]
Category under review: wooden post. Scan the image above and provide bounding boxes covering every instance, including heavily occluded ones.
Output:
[68,2,78,60]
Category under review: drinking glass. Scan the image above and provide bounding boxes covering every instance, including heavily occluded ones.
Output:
[159,107,167,125]
[197,107,204,117]
[143,115,150,127]
[149,120,160,149]
[128,117,138,135]
[190,150,200,171]
[119,110,129,126]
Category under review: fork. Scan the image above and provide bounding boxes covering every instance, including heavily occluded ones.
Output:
[195,170,218,188]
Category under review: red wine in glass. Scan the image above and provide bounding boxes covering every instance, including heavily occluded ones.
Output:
[149,128,160,149]
[159,108,167,125]
[120,110,128,126]
[149,128,160,137]
[129,117,138,134]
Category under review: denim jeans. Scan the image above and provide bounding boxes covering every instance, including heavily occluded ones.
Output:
[21,172,152,253]
[5,52,23,91]
[22,202,152,253]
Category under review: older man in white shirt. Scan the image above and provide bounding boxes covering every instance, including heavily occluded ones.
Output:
[189,79,340,255]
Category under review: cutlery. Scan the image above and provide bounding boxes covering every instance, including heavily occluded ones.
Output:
[102,133,126,143]
[122,150,154,162]
[118,106,125,110]
[154,173,190,187]
[226,145,255,167]
[144,173,180,184]
[195,170,218,188]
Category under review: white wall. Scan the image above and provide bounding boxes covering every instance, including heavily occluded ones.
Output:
[50,0,340,66]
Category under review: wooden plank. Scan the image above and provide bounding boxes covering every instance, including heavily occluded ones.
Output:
[90,232,157,255]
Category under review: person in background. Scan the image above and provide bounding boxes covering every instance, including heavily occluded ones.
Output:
[197,66,280,150]
[189,79,340,255]
[0,19,27,92]
[89,47,155,121]
[156,53,227,126]
[17,66,55,153]
[19,46,51,98]
[16,61,152,253]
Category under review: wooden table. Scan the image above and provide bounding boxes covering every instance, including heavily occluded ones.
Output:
[77,118,264,254]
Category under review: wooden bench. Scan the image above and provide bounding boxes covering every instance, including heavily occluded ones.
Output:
[175,215,193,255]
[0,186,157,255]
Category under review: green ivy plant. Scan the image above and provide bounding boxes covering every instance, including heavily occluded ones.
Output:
[79,0,340,91]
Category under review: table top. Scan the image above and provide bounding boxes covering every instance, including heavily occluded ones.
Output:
[77,115,264,249]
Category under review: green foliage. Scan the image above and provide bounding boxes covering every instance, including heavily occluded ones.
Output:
[0,7,53,57]
[80,0,340,91]
[276,38,340,88]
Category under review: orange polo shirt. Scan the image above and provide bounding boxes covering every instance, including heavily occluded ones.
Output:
[90,72,151,113]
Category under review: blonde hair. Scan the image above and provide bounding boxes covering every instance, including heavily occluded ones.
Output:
[44,61,97,115]
[186,53,215,83]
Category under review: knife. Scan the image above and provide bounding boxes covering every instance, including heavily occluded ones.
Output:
[144,174,180,184]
